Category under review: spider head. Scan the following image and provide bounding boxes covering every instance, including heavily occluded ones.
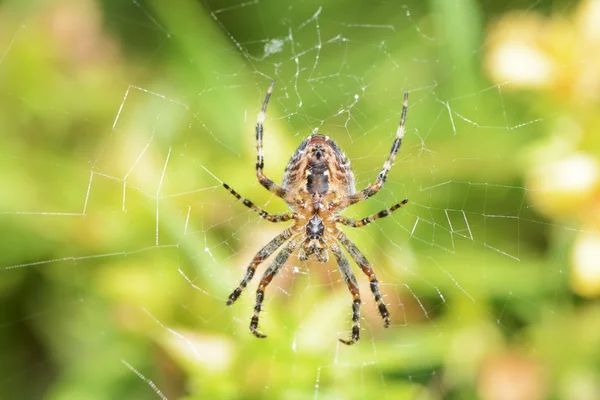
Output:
[298,216,329,262]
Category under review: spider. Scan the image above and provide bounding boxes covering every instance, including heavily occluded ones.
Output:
[224,81,409,345]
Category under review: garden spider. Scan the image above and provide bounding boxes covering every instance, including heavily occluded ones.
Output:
[224,81,409,345]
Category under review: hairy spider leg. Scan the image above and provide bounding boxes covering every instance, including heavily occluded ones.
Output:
[337,199,408,227]
[329,242,362,345]
[255,80,289,199]
[250,237,300,338]
[337,231,390,328]
[342,92,409,207]
[222,183,295,222]
[227,228,294,305]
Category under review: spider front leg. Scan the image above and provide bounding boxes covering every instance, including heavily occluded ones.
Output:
[255,81,290,200]
[227,228,293,305]
[223,183,295,222]
[250,237,299,338]
[338,199,408,228]
[329,242,362,345]
[337,232,390,328]
[342,92,408,208]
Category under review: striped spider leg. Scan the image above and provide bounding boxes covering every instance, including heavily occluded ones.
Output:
[337,199,408,228]
[337,231,390,330]
[222,183,295,223]
[341,92,409,208]
[226,228,295,307]
[249,235,302,338]
[327,240,362,345]
[255,80,291,201]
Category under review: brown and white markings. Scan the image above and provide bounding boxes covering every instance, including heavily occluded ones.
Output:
[224,81,409,345]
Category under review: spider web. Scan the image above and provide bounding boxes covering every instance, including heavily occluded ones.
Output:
[0,0,592,398]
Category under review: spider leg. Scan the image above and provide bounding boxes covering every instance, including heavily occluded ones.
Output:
[250,236,300,338]
[329,242,361,345]
[338,199,408,227]
[227,228,293,305]
[223,183,295,223]
[337,231,390,328]
[341,92,408,208]
[255,80,290,200]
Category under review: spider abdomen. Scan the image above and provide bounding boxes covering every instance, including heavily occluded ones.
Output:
[282,134,356,199]
[306,162,329,194]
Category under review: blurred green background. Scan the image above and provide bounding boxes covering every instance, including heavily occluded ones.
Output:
[2,0,600,399]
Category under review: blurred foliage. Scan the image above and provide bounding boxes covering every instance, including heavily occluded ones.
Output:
[1,0,600,399]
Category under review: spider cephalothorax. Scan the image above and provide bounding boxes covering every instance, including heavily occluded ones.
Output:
[299,215,328,262]
[223,81,409,345]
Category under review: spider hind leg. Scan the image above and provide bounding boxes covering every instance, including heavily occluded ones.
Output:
[226,228,293,305]
[249,237,299,338]
[338,231,391,328]
[329,242,362,345]
[339,298,361,345]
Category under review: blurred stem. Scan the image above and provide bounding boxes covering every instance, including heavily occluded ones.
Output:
[430,0,482,96]
[146,0,255,150]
